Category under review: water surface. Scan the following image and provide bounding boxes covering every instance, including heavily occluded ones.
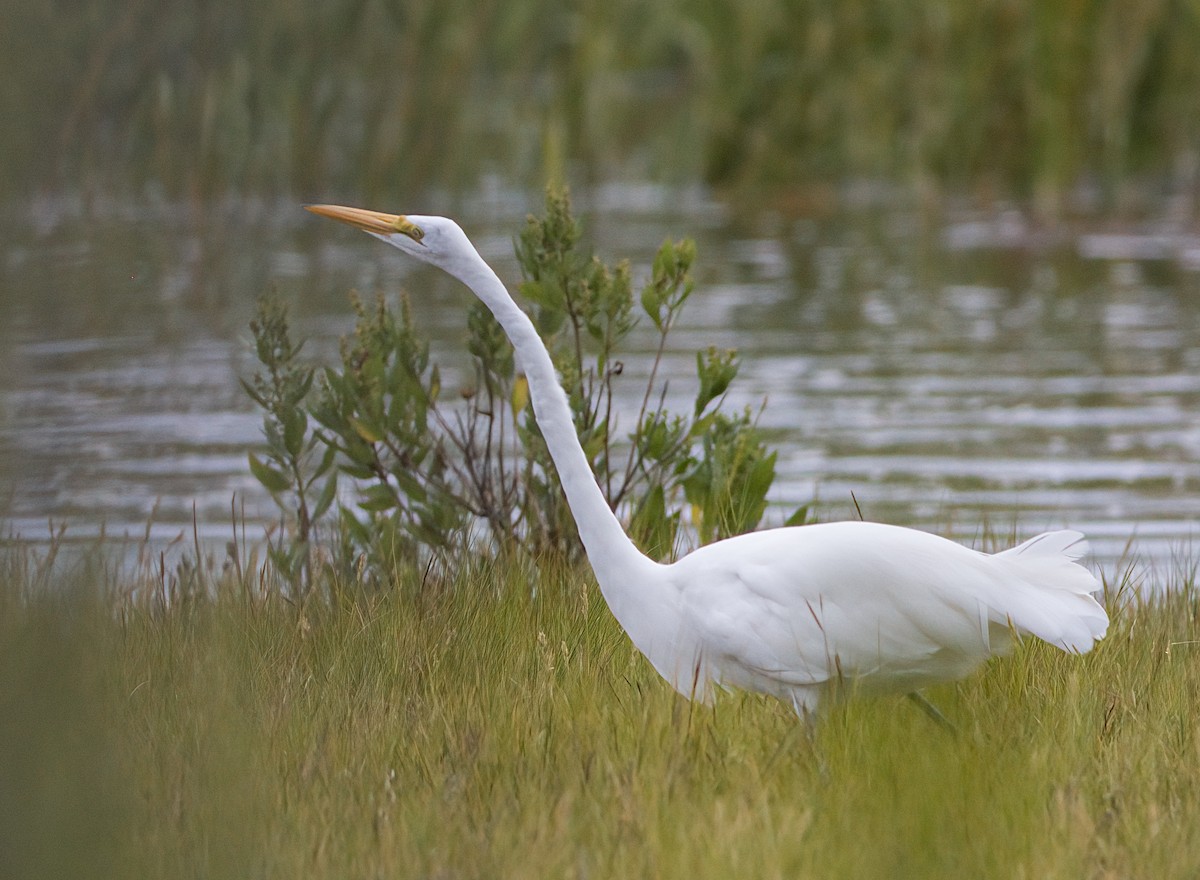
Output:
[3,187,1199,576]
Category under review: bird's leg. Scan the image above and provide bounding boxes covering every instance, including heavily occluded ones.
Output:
[907,691,957,735]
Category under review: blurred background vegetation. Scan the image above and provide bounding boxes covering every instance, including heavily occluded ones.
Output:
[4,0,1200,210]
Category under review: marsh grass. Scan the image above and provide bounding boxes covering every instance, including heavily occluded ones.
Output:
[3,542,1200,879]
[5,0,1199,206]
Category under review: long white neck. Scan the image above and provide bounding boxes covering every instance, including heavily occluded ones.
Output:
[443,247,662,591]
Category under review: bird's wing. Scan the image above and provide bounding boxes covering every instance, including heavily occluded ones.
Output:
[672,521,1085,694]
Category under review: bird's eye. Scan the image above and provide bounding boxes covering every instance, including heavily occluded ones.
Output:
[391,215,425,242]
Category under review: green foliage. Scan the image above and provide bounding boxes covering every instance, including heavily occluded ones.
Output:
[6,0,1200,205]
[684,407,778,545]
[308,292,469,574]
[241,295,336,589]
[4,544,1200,879]
[244,190,787,571]
[505,190,776,556]
[507,188,639,553]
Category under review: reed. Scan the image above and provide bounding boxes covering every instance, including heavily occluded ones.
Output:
[3,0,1198,208]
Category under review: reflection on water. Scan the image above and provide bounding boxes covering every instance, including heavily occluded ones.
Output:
[2,187,1199,574]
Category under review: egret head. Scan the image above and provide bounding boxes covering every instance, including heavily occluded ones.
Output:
[305,204,469,270]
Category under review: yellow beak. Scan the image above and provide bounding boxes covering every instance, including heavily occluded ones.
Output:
[305,204,424,241]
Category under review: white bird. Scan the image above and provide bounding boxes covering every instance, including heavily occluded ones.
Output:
[305,204,1109,716]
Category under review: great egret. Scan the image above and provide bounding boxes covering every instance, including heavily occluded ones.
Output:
[305,204,1109,715]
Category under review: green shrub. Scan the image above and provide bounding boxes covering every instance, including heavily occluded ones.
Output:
[244,190,801,583]
[241,297,338,592]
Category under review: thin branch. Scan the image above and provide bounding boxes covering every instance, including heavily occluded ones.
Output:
[623,322,672,490]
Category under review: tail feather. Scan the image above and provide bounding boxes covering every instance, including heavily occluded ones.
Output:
[993,530,1108,653]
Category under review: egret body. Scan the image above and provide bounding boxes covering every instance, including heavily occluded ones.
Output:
[305,204,1108,715]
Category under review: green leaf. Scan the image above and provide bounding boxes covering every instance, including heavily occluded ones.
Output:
[283,408,308,458]
[688,412,718,439]
[628,484,679,561]
[298,365,315,393]
[239,378,267,408]
[640,283,664,331]
[784,505,813,527]
[519,280,553,308]
[359,483,398,512]
[314,443,338,479]
[248,452,292,494]
[581,430,606,463]
[534,304,566,337]
[511,374,530,419]
[339,461,376,481]
[351,417,383,444]
[746,452,777,499]
[695,347,739,416]
[312,473,339,521]
[391,467,428,504]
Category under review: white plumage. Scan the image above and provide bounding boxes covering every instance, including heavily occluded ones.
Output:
[662,523,1106,712]
[306,205,1109,715]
